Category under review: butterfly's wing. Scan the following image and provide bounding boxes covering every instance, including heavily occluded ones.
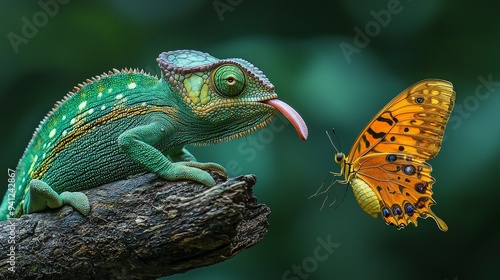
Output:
[348,79,455,161]
[347,79,455,231]
[353,153,448,231]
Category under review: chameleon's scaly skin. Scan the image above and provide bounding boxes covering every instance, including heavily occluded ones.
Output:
[0,50,308,220]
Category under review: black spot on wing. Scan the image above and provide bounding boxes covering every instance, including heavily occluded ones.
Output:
[398,185,405,193]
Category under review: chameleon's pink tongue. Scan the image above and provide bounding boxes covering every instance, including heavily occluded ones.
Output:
[264,99,308,140]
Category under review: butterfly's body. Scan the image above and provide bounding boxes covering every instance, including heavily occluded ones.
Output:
[350,177,380,218]
[332,80,455,231]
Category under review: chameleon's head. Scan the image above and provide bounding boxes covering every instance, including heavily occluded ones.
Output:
[157,50,308,143]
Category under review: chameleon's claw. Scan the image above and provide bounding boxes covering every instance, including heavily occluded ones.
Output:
[182,161,228,178]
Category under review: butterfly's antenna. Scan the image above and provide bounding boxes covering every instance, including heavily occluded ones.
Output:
[312,129,346,210]
[326,128,342,153]
[331,128,342,152]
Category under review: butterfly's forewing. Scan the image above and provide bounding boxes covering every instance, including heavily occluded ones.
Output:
[347,79,455,231]
[348,80,455,161]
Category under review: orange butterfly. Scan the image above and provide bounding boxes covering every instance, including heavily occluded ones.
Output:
[326,79,455,231]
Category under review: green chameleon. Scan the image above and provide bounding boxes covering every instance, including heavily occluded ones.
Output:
[0,50,308,220]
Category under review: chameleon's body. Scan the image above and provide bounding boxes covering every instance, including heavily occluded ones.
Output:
[0,50,308,220]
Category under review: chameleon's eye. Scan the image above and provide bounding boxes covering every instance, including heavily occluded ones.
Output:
[213,65,245,97]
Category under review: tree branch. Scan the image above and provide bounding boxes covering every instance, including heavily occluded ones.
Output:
[0,172,269,280]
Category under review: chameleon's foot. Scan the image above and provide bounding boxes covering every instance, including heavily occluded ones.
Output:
[182,161,227,177]
[60,191,91,215]
[25,179,90,216]
[159,162,227,187]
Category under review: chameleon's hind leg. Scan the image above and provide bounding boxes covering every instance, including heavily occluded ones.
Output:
[23,179,90,216]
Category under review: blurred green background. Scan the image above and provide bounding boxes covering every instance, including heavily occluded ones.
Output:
[1,1,499,279]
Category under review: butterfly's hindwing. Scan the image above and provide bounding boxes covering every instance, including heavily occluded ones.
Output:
[352,153,447,231]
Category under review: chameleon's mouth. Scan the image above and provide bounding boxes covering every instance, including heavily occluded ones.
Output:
[262,99,308,140]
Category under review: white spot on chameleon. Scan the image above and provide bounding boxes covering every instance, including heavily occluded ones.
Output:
[128,82,137,89]
[62,115,67,121]
[107,88,113,93]
[115,94,123,100]
[78,101,87,111]
[98,92,103,98]
[70,118,76,125]
[42,152,46,159]
[62,130,68,136]
[49,128,56,138]
[141,102,147,107]
[28,155,38,174]
[87,108,94,115]
[101,105,106,110]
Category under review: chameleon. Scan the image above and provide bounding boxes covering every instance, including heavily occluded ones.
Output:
[0,50,308,220]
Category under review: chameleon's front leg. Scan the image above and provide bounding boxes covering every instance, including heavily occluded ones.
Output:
[118,121,225,186]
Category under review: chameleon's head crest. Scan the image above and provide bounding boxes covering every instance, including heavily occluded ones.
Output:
[157,50,279,142]
[157,50,275,98]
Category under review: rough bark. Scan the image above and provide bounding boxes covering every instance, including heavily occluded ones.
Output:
[0,172,269,280]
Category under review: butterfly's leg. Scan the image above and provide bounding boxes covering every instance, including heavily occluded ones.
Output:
[310,173,349,210]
